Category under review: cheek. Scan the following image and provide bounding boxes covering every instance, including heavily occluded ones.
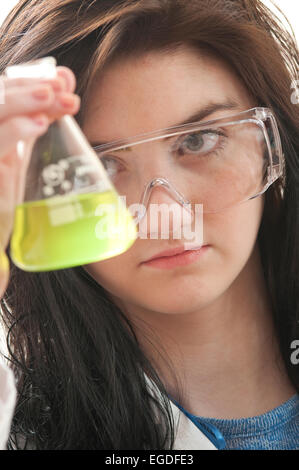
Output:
[83,253,139,303]
[85,259,172,314]
[205,196,265,277]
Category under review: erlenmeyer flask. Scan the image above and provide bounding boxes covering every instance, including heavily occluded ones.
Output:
[4,56,137,272]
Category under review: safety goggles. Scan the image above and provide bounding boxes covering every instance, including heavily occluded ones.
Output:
[92,107,284,225]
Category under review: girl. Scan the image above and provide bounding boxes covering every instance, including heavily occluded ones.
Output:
[0,0,298,450]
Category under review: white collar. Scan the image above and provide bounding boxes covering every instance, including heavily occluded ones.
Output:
[144,374,217,450]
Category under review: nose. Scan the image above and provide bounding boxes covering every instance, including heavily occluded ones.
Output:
[137,177,194,240]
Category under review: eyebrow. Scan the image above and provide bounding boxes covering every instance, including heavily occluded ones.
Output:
[89,99,240,148]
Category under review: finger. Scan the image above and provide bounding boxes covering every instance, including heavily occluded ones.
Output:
[0,75,67,92]
[56,66,77,93]
[0,84,80,123]
[0,84,55,122]
[0,113,49,159]
[45,91,81,122]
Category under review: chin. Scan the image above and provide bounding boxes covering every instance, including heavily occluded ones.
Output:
[139,295,208,316]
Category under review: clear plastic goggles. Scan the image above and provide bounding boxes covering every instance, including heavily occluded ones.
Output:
[92,107,284,229]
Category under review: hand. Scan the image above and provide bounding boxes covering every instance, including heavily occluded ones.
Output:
[0,65,80,296]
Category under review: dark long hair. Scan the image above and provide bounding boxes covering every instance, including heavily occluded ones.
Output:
[0,0,298,449]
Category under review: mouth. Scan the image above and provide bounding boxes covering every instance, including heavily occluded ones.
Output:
[140,244,210,270]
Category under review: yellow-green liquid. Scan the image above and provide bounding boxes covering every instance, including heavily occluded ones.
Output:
[10,190,137,272]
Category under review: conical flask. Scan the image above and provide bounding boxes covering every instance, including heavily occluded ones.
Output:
[4,57,137,272]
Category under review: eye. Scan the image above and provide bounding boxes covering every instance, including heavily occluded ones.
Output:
[175,129,226,156]
[98,155,122,179]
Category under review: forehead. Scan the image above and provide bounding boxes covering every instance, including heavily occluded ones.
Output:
[82,46,254,141]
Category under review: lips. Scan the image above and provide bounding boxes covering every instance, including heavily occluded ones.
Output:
[142,244,207,263]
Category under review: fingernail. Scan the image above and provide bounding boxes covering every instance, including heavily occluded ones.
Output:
[51,77,66,92]
[58,93,77,108]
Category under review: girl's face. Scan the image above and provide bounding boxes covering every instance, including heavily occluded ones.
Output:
[81,46,264,316]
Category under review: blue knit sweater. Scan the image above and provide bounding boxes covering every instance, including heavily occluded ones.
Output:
[175,393,299,450]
